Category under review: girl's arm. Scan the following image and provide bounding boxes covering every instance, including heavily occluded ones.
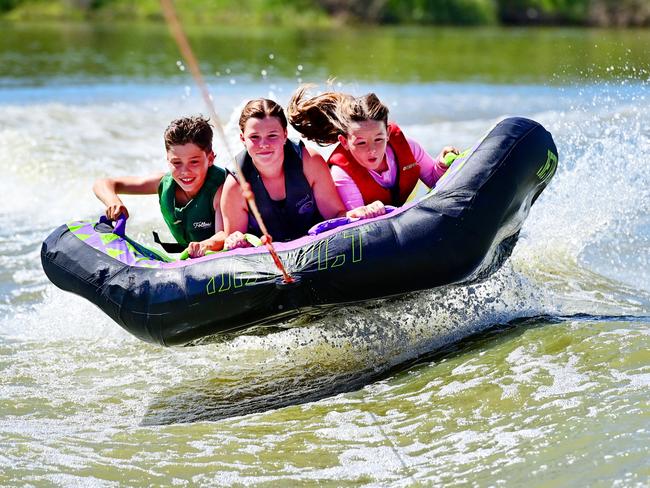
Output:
[304,148,385,220]
[220,174,249,234]
[302,146,347,219]
[330,165,366,210]
[329,165,385,218]
[220,174,253,249]
[404,139,443,189]
[92,173,165,220]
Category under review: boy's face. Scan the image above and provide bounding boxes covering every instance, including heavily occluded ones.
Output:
[166,143,214,198]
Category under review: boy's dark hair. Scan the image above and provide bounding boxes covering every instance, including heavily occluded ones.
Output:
[164,115,213,153]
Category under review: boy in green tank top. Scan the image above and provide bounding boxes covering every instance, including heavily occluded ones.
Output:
[93,116,227,258]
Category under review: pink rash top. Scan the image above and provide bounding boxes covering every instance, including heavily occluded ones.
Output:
[330,137,448,210]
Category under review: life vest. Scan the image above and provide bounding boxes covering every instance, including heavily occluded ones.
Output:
[158,165,226,246]
[328,123,419,206]
[235,140,322,242]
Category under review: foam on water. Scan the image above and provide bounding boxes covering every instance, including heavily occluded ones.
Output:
[2,19,650,480]
[1,77,649,447]
[2,77,649,336]
[514,78,650,295]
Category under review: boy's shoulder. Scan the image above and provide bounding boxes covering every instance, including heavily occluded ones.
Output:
[204,165,227,189]
[207,165,227,178]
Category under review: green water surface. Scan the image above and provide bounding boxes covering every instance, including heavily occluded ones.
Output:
[1,21,649,487]
[2,22,650,85]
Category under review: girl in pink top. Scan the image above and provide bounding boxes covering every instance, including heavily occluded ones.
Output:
[331,137,450,210]
[287,86,458,218]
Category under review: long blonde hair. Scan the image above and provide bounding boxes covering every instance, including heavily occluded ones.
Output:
[287,85,389,146]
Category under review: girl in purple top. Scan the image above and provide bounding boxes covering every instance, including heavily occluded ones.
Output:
[332,136,450,210]
[288,86,458,218]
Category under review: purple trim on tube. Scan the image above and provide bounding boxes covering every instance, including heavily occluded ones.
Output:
[161,204,408,268]
[97,214,127,237]
[113,215,127,237]
[74,199,422,269]
[68,220,164,268]
[307,206,397,235]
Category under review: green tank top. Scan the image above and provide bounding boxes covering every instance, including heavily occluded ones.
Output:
[157,165,226,246]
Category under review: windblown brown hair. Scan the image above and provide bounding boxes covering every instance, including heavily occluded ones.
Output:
[163,115,213,153]
[287,85,389,146]
[238,98,287,132]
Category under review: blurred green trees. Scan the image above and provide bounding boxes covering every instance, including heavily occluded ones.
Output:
[2,0,649,26]
[382,0,497,25]
[497,0,590,24]
[496,0,650,26]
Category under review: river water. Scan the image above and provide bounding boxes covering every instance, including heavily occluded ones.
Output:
[1,23,649,486]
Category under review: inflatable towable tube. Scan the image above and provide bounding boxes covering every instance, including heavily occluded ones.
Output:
[41,117,558,346]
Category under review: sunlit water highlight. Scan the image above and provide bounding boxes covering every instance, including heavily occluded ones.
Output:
[1,47,649,487]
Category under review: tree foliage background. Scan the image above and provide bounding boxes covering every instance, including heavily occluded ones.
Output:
[2,0,649,26]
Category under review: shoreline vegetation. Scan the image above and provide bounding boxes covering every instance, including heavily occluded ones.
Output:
[1,0,649,27]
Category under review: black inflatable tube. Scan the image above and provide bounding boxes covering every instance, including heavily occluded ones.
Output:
[41,117,558,346]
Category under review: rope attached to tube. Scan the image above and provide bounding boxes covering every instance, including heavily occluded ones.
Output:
[160,0,294,283]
